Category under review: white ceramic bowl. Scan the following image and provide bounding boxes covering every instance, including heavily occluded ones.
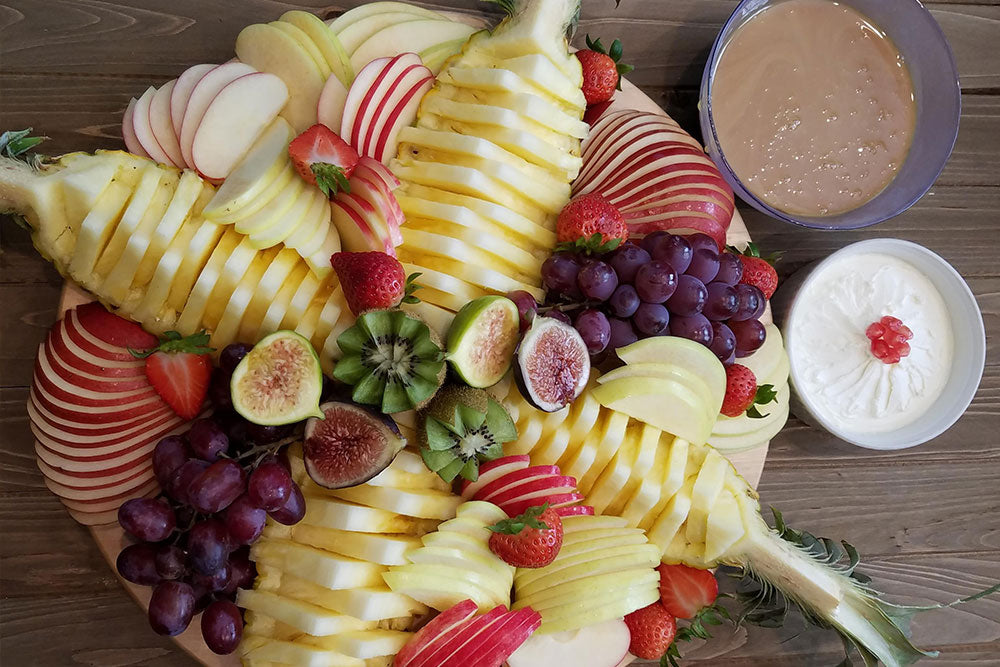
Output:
[772,239,985,450]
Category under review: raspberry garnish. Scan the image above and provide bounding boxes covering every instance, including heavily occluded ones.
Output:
[865,316,913,364]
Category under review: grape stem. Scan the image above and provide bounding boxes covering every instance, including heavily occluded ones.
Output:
[230,433,302,464]
[538,302,590,313]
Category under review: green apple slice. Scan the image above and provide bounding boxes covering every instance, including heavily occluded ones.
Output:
[616,336,726,405]
[592,376,714,445]
[597,361,718,423]
[328,1,444,34]
[349,20,477,74]
[270,20,332,78]
[335,11,427,54]
[281,10,354,85]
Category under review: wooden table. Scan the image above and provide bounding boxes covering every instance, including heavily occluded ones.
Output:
[1,1,998,665]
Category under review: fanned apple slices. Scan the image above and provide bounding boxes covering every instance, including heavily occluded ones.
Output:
[386,0,587,320]
[0,149,352,372]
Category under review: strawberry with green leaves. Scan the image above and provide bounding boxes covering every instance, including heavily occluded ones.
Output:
[730,242,779,299]
[488,504,563,568]
[624,602,677,661]
[130,331,214,420]
[575,35,635,105]
[331,251,422,316]
[556,192,628,254]
[288,124,359,197]
[721,363,777,418]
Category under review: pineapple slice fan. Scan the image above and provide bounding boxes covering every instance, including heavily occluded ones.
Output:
[0,1,993,665]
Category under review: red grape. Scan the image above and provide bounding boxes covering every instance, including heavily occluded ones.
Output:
[634,261,678,303]
[715,252,744,285]
[248,461,293,512]
[118,498,176,543]
[670,314,714,346]
[188,459,246,514]
[544,309,572,324]
[608,243,650,283]
[731,319,767,356]
[574,309,611,354]
[155,545,187,581]
[191,563,231,592]
[666,275,708,316]
[709,322,737,362]
[608,318,639,350]
[268,483,306,525]
[686,233,719,253]
[208,370,233,411]
[609,284,640,318]
[245,422,290,445]
[687,247,720,283]
[188,418,229,461]
[225,547,257,593]
[642,232,693,273]
[633,303,670,336]
[225,493,268,545]
[201,600,243,655]
[703,282,739,321]
[507,290,539,332]
[219,343,252,375]
[152,436,190,487]
[731,284,766,321]
[577,259,618,301]
[116,543,161,586]
[148,581,196,636]
[541,253,582,296]
[186,519,232,575]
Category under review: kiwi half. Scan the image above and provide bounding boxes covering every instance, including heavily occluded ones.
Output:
[334,310,446,414]
[418,385,518,483]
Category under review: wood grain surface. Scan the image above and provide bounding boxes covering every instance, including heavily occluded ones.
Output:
[1,1,998,666]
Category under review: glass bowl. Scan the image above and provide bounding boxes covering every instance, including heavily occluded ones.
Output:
[698,0,961,230]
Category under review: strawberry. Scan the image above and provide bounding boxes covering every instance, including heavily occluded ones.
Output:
[624,602,677,660]
[576,35,635,105]
[720,364,778,419]
[732,242,779,299]
[331,251,422,316]
[657,563,719,619]
[487,504,563,568]
[288,124,359,197]
[556,193,628,252]
[131,331,214,420]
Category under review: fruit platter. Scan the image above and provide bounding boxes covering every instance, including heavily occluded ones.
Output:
[2,0,994,665]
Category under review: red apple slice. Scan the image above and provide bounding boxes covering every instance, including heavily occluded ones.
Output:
[29,401,181,453]
[507,617,630,667]
[330,196,382,253]
[471,465,561,502]
[37,455,155,487]
[28,388,170,435]
[131,86,173,165]
[41,341,150,393]
[179,61,257,169]
[609,178,733,212]
[67,506,129,526]
[337,191,396,255]
[503,493,585,518]
[484,475,579,508]
[585,148,715,198]
[440,608,529,667]
[148,80,185,167]
[353,158,404,244]
[349,173,403,250]
[356,53,424,157]
[472,607,543,667]
[414,605,508,667]
[57,478,160,513]
[30,378,167,424]
[340,56,393,150]
[170,63,217,138]
[317,73,349,134]
[57,315,150,370]
[31,412,182,459]
[42,465,155,499]
[34,438,158,475]
[33,355,159,406]
[191,72,290,180]
[579,126,699,188]
[122,98,150,158]
[73,302,159,351]
[460,455,531,498]
[395,599,479,667]
[553,505,595,517]
[50,318,147,376]
[367,59,434,163]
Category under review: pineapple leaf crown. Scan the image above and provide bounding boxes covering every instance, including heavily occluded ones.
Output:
[0,128,48,170]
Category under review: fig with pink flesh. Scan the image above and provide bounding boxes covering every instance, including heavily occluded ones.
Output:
[515,317,591,412]
[303,401,406,489]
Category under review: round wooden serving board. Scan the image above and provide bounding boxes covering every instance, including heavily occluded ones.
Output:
[54,71,770,666]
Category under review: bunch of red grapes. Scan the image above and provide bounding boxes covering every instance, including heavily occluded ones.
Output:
[114,344,306,655]
[515,232,767,364]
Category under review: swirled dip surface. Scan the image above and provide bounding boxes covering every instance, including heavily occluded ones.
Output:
[788,252,953,433]
[712,0,916,216]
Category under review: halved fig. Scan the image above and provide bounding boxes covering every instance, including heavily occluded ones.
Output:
[446,295,520,388]
[231,330,323,425]
[515,317,590,412]
[303,401,406,489]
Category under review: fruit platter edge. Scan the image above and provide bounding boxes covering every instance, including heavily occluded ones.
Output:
[57,72,767,666]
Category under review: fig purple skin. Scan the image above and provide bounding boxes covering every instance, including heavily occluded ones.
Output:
[302,401,406,490]
[514,317,591,413]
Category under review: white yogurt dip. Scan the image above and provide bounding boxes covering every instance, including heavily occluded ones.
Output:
[787,252,953,434]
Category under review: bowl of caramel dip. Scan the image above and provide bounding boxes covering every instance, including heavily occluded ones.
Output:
[699,0,960,229]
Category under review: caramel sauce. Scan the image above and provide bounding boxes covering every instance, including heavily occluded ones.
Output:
[712,0,916,217]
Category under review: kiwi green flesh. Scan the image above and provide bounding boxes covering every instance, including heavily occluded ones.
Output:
[515,317,590,413]
[446,296,520,389]
[419,386,517,483]
[303,401,406,489]
[231,330,323,425]
[334,310,445,414]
